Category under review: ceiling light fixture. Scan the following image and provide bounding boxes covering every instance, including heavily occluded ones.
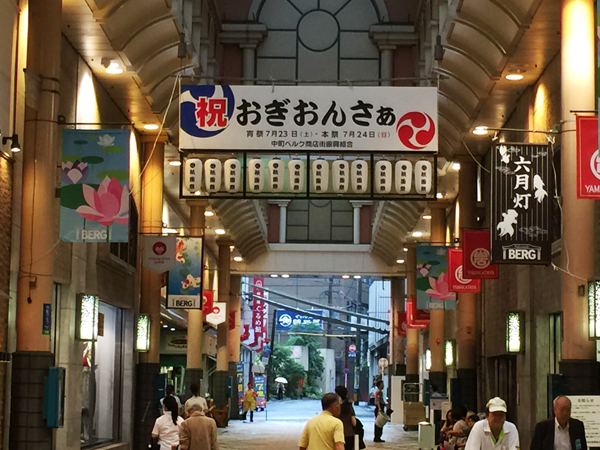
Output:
[452,162,461,171]
[472,126,489,136]
[342,275,350,279]
[229,245,235,250]
[233,256,243,262]
[270,274,279,278]
[105,62,123,75]
[143,124,160,130]
[168,160,182,166]
[403,247,408,252]
[353,275,361,279]
[412,231,423,237]
[396,259,405,264]
[2,134,20,152]
[170,327,176,332]
[436,193,444,199]
[422,214,432,220]
[281,274,290,278]
[162,324,169,328]
[204,210,215,217]
[215,228,226,235]
[505,73,524,81]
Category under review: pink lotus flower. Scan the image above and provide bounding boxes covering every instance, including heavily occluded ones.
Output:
[425,273,456,301]
[76,177,129,226]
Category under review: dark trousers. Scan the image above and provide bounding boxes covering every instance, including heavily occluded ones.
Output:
[243,410,253,421]
[374,425,383,441]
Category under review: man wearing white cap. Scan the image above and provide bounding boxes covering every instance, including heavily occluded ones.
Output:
[464,397,520,450]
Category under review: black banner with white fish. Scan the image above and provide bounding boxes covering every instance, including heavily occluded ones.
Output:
[490,143,552,265]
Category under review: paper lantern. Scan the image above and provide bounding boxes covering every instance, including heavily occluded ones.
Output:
[332,160,349,193]
[288,159,305,193]
[395,160,413,194]
[414,160,433,194]
[311,159,329,193]
[375,160,392,194]
[351,160,368,194]
[204,158,222,193]
[248,158,265,193]
[223,159,241,193]
[268,159,284,193]
[184,158,202,194]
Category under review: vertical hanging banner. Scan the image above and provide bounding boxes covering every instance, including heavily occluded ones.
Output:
[202,291,214,316]
[416,246,456,310]
[448,249,481,293]
[491,143,552,264]
[143,236,176,273]
[206,302,227,325]
[576,116,600,198]
[461,229,499,279]
[254,375,266,409]
[248,277,265,350]
[406,296,429,328]
[60,129,130,242]
[397,312,407,337]
[167,237,203,309]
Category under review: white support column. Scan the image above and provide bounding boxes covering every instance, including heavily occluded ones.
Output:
[350,201,373,245]
[241,44,256,85]
[219,23,267,84]
[380,46,395,86]
[270,200,291,243]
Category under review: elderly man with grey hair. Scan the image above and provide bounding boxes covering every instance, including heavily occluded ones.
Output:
[530,396,587,450]
[178,402,218,450]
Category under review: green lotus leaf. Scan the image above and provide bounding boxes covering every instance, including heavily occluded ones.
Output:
[60,184,99,209]
[97,170,129,181]
[73,140,88,145]
[102,145,124,154]
[81,156,105,165]
[62,154,83,163]
[416,277,432,291]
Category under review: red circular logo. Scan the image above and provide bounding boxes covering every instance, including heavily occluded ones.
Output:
[152,242,167,255]
[396,112,436,149]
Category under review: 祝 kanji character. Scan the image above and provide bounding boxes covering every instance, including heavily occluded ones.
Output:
[293,100,319,126]
[376,106,396,126]
[236,99,261,125]
[321,101,347,126]
[196,97,228,127]
[265,99,291,126]
[350,100,373,126]
[514,156,531,172]
[513,193,531,209]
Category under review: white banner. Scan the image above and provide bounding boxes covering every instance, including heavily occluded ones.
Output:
[143,236,176,273]
[180,85,438,152]
[206,302,227,326]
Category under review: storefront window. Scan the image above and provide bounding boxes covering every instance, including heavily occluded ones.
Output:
[81,300,123,447]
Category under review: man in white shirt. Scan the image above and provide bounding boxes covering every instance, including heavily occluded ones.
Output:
[465,397,520,450]
[160,384,182,415]
[184,383,209,418]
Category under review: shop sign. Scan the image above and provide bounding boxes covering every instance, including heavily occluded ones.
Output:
[416,246,456,310]
[491,143,552,264]
[247,277,265,351]
[461,229,499,279]
[275,309,323,331]
[180,85,438,152]
[236,362,244,408]
[60,129,130,242]
[143,236,176,273]
[448,249,481,293]
[254,375,266,408]
[206,302,227,326]
[576,116,600,199]
[167,237,203,309]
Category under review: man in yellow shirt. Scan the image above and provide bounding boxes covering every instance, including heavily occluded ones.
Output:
[299,393,345,450]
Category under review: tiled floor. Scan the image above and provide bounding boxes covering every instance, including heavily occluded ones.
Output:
[217,399,419,450]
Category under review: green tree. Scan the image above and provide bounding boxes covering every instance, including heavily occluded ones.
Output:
[286,323,325,398]
[268,344,306,399]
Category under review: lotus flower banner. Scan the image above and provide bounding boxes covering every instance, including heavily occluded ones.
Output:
[416,245,456,310]
[60,129,131,242]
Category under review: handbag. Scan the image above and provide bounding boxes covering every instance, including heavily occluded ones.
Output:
[148,437,160,450]
[354,418,366,449]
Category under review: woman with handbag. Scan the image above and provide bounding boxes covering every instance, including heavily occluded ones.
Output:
[335,386,357,450]
[151,396,184,450]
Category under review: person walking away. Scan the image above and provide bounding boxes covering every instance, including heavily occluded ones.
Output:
[464,397,520,450]
[335,386,357,450]
[161,384,182,415]
[299,392,345,450]
[178,403,218,450]
[152,396,184,450]
[243,381,257,422]
[184,383,209,418]
[530,396,587,450]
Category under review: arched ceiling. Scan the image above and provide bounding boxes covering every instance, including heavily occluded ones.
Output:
[62,0,561,267]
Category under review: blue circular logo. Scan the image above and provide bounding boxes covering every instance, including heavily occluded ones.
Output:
[278,314,292,328]
[180,85,235,139]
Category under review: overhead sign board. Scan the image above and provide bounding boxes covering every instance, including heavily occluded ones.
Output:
[275,310,323,332]
[180,85,438,152]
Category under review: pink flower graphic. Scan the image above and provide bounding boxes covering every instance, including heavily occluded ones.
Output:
[175,240,187,263]
[76,177,129,226]
[426,273,455,301]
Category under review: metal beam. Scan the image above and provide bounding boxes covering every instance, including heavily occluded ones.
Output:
[247,283,390,325]
[250,293,388,335]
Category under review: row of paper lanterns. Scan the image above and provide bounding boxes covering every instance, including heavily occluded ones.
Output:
[183,158,433,195]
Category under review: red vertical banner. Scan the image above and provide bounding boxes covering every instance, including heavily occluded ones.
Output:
[406,296,429,329]
[202,291,214,316]
[462,229,499,278]
[397,312,407,336]
[249,277,265,350]
[576,115,600,198]
[448,249,481,293]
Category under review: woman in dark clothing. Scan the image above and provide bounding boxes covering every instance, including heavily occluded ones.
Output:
[335,386,356,450]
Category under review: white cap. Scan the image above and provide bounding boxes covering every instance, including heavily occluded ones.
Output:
[486,397,507,413]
